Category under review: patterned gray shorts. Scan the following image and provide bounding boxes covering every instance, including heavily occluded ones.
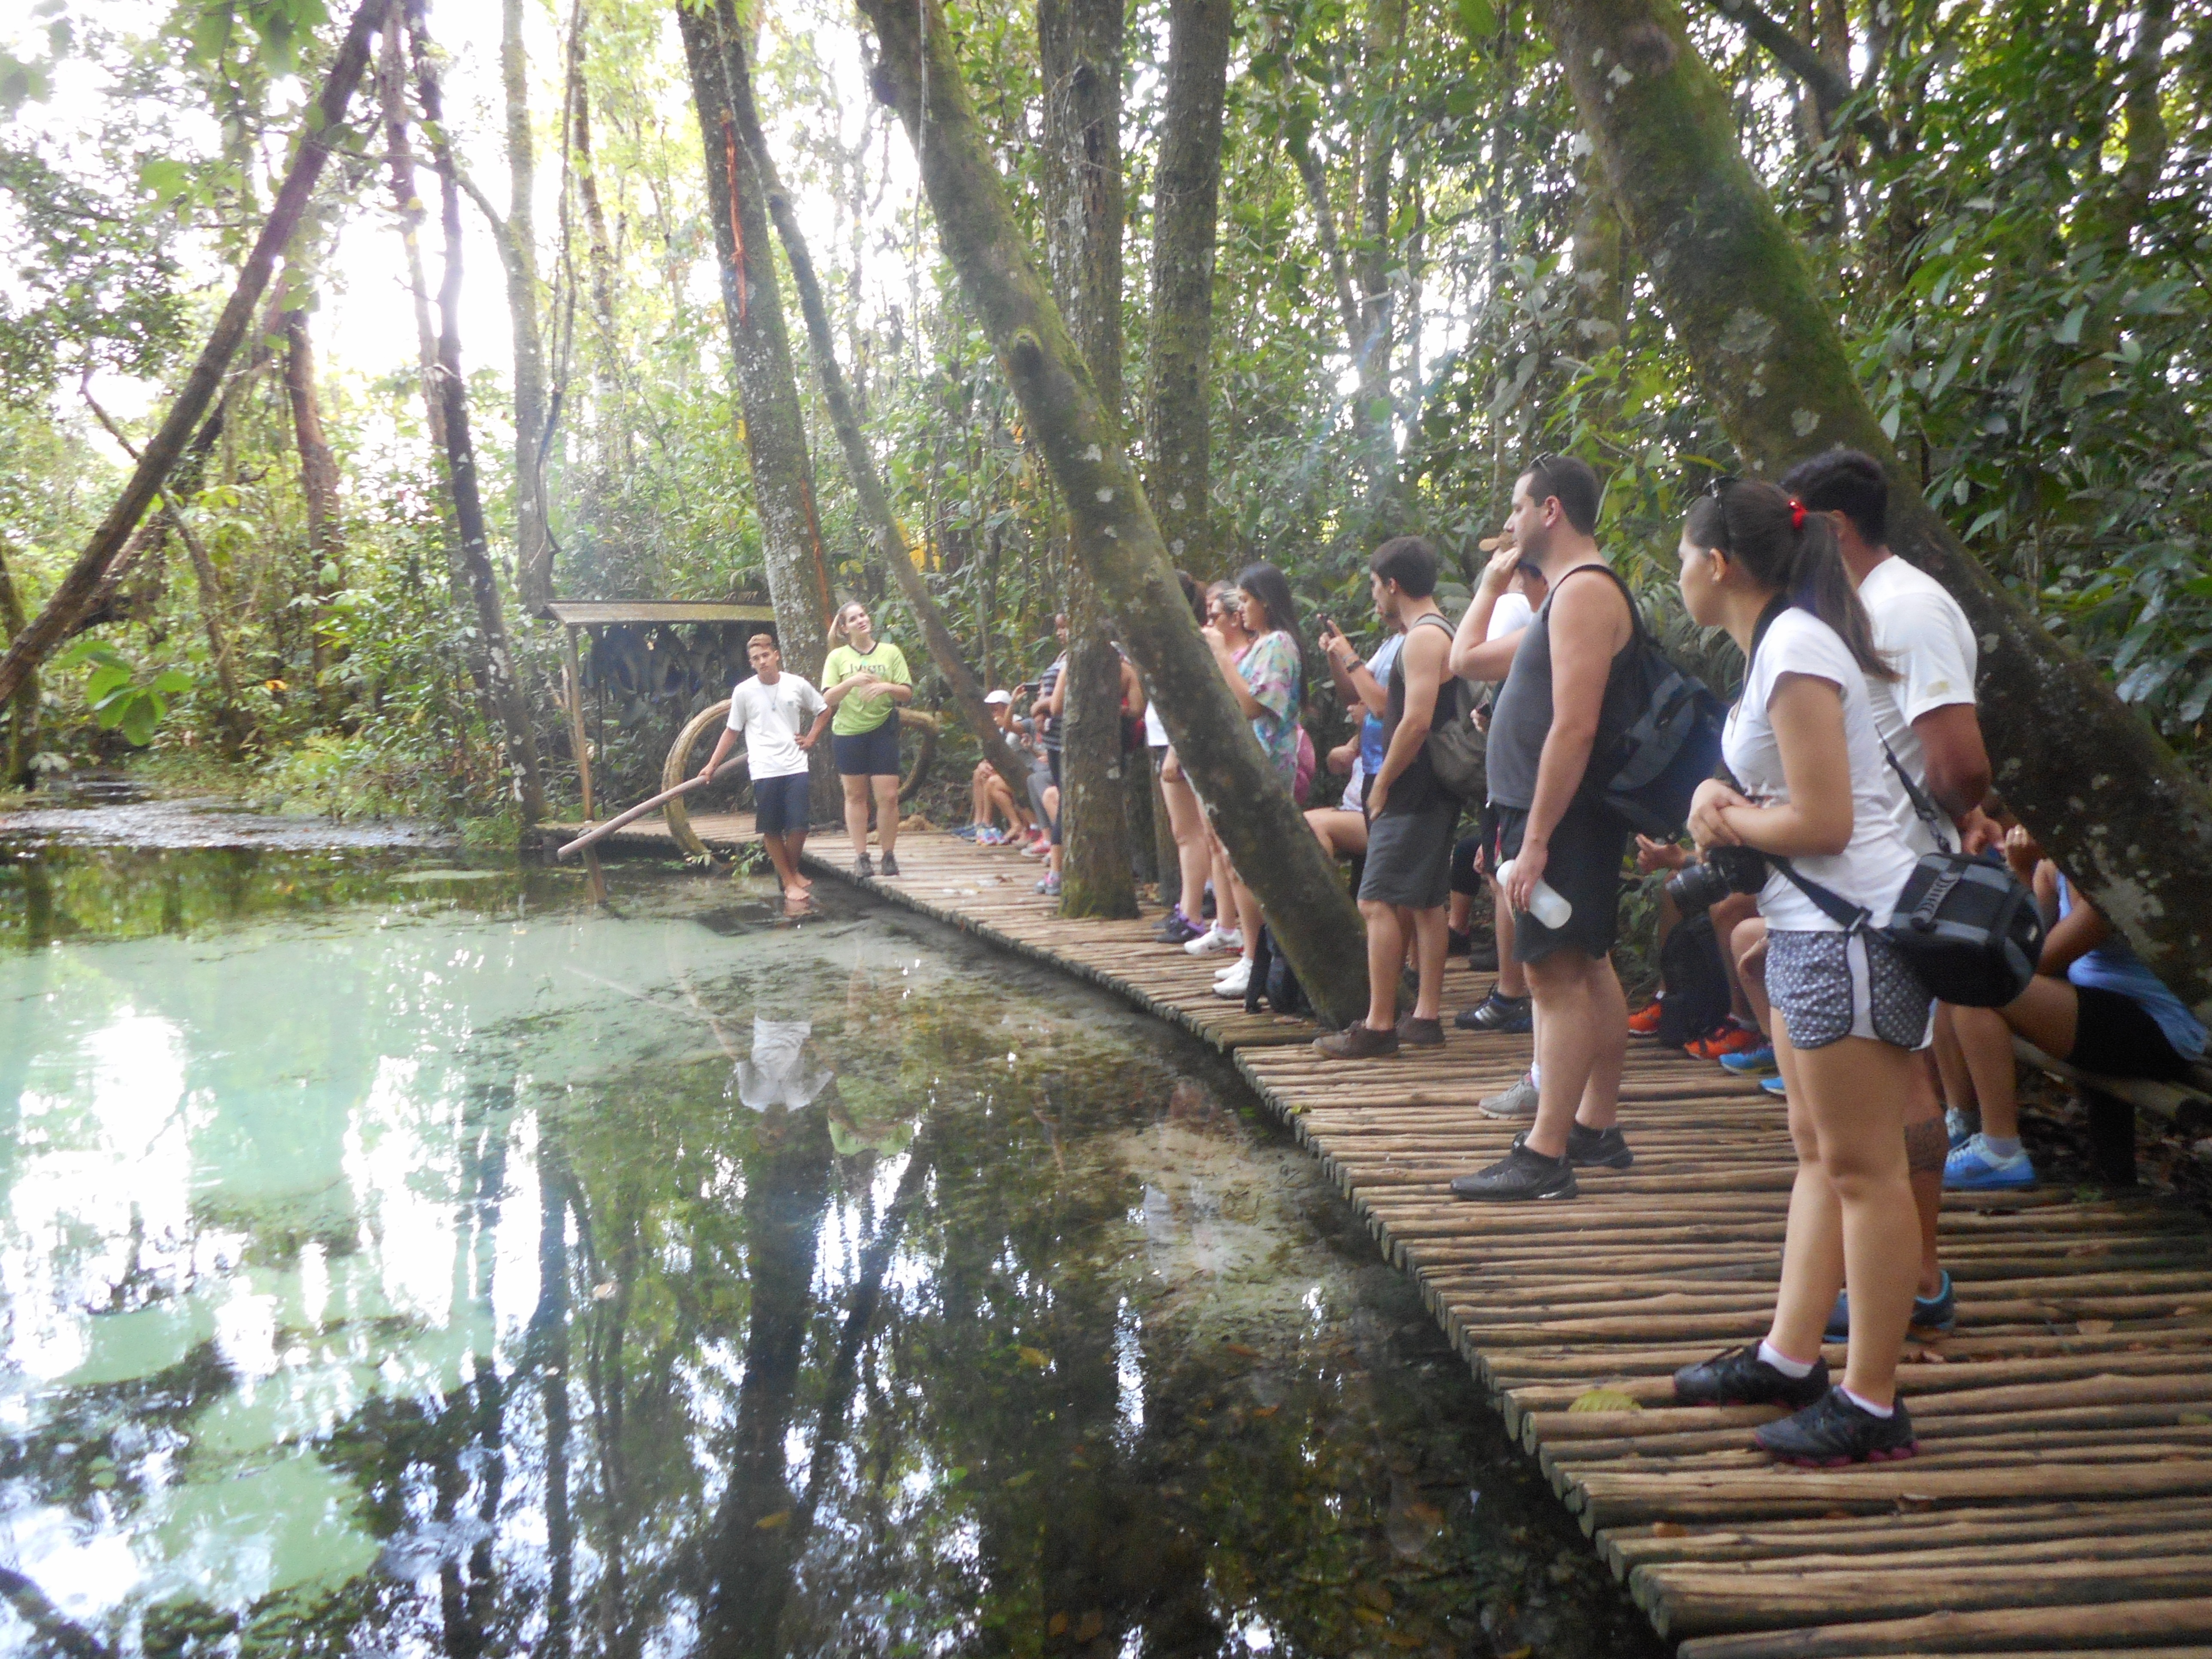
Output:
[1765,928,1933,1051]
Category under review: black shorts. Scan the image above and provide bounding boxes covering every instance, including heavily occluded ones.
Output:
[833,720,902,777]
[753,772,811,837]
[1047,747,1063,789]
[1450,833,1486,897]
[1496,797,1630,964]
[2069,984,2196,1082]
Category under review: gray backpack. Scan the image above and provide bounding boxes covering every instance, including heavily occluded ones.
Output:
[1407,613,1486,802]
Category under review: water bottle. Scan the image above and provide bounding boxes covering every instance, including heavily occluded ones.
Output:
[1497,857,1573,929]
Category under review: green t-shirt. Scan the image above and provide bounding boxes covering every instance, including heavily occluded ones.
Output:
[822,641,912,735]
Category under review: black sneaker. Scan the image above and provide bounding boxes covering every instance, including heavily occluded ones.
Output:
[1449,1142,1578,1203]
[855,853,875,878]
[1672,1345,1830,1408]
[1563,1122,1635,1170]
[880,852,901,878]
[1755,1387,1919,1466]
[1455,990,1533,1034]
[1468,940,1500,972]
[1446,926,1473,957]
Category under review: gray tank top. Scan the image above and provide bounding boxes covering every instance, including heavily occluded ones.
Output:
[1486,562,1641,810]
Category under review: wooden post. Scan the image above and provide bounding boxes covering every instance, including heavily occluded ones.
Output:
[563,624,595,820]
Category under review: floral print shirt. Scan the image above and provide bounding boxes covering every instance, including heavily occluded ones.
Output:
[1238,629,1302,783]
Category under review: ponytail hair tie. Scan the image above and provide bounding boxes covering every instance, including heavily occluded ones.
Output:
[1789,497,1808,531]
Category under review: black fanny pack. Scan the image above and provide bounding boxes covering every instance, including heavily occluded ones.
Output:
[1770,742,2043,1008]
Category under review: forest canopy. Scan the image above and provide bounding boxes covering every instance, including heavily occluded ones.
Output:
[0,0,2205,832]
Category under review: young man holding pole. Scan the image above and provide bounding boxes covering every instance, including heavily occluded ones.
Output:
[700,632,831,905]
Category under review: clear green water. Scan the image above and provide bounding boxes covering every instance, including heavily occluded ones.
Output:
[0,823,1662,1658]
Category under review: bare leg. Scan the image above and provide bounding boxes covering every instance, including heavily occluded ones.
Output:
[1163,769,1211,915]
[1903,1056,1947,1297]
[1233,874,1263,963]
[970,763,990,828]
[1360,899,1406,1030]
[1771,1031,1923,1405]
[1491,884,1527,998]
[1410,906,1448,1021]
[1523,951,1620,1158]
[1947,1003,2027,1139]
[760,829,801,890]
[1732,914,1771,1035]
[1712,894,1762,1025]
[1574,954,1628,1127]
[782,825,811,885]
[841,774,872,860]
[872,775,901,857]
[1209,837,1237,930]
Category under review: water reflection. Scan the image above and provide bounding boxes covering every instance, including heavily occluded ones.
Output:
[0,841,1660,1658]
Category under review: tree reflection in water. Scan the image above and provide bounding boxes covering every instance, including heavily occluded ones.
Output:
[0,846,1661,1659]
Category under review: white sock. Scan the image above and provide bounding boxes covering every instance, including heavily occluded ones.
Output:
[1841,1386,1895,1418]
[1528,1061,1543,1090]
[1756,1340,1815,1378]
[1981,1134,2023,1159]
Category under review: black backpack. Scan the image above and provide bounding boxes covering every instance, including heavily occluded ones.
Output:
[1577,568,1727,838]
[1656,912,1735,1048]
[1245,925,1311,1019]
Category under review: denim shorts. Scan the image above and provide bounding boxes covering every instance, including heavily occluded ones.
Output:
[833,720,902,777]
[1765,927,1933,1051]
[752,772,811,837]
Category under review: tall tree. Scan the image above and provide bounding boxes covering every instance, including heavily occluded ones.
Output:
[677,0,837,681]
[854,0,1372,1027]
[0,0,391,711]
[500,0,555,614]
[0,539,36,784]
[1040,0,1139,918]
[411,0,549,825]
[277,270,346,702]
[730,70,1028,797]
[1536,0,2212,1016]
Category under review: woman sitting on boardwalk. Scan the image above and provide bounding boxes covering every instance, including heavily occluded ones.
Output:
[1669,480,1932,1467]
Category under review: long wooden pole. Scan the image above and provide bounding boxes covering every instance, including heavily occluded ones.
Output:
[0,0,390,711]
[555,757,746,858]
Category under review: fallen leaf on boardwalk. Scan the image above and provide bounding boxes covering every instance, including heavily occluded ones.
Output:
[1568,1388,1642,1413]
[2075,1318,2115,1334]
[754,1510,791,1531]
[1895,1492,1936,1513]
[1224,1341,1261,1358]
[1917,1349,1948,1363]
[1648,1522,1688,1538]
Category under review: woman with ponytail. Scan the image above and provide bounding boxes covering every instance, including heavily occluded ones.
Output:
[1668,478,1932,1467]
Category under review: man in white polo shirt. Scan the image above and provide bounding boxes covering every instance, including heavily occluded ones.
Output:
[699,632,831,903]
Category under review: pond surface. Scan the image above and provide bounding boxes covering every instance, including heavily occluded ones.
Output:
[0,811,1662,1658]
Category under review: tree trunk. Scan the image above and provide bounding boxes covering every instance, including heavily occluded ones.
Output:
[855,0,1370,1026]
[1537,0,2212,1018]
[0,0,390,712]
[566,6,625,486]
[1144,0,1230,571]
[280,290,345,701]
[0,538,36,785]
[413,0,549,826]
[501,0,555,615]
[732,76,1028,798]
[1040,0,1139,920]
[379,16,449,460]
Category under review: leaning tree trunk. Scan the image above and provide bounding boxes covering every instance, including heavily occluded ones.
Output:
[731,73,1028,798]
[413,0,549,826]
[1537,0,2212,1016]
[0,539,36,784]
[0,0,390,712]
[855,0,1370,1026]
[1040,0,1140,919]
[501,0,555,615]
[678,0,840,815]
[279,283,346,705]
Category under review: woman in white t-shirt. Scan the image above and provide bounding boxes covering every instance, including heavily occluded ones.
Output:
[1668,479,1930,1469]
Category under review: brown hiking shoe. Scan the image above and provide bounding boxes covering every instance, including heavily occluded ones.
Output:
[1395,1015,1445,1048]
[1313,1023,1399,1060]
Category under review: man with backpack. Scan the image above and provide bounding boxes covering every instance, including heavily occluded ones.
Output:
[1313,536,1468,1059]
[1452,455,1641,1199]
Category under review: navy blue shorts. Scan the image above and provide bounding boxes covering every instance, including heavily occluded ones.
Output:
[753,772,811,836]
[833,720,902,777]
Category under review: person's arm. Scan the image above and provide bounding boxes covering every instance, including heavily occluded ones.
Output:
[1715,674,1855,858]
[1908,702,1992,825]
[1450,541,1520,679]
[1047,668,1068,718]
[821,656,862,708]
[1367,622,1448,817]
[1326,738,1356,777]
[1207,628,1264,718]
[1322,628,1389,718]
[699,725,741,782]
[877,648,915,705]
[1504,574,1631,910]
[2039,868,2112,973]
[1120,658,1146,719]
[797,706,830,750]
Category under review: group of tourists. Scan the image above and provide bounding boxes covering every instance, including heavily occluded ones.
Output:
[699,444,2201,1470]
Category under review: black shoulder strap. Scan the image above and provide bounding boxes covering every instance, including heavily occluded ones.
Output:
[1879,735,1955,855]
[1551,561,1644,643]
[1768,856,1874,932]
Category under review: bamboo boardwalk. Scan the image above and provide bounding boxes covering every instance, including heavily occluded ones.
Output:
[784,827,2212,1659]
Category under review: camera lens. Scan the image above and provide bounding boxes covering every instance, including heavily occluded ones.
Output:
[1664,861,1737,915]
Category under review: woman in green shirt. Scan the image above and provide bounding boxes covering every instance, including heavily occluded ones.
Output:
[821,600,915,877]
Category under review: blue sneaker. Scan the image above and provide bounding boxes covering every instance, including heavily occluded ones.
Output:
[1720,1043,1779,1077]
[1825,1269,1957,1340]
[1945,1133,2035,1190]
[1946,1107,1975,1149]
[1760,1075,1788,1097]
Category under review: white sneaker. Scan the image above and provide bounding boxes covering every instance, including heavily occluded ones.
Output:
[1479,1073,1540,1119]
[1212,958,1252,998]
[1185,925,1243,956]
[1213,957,1247,984]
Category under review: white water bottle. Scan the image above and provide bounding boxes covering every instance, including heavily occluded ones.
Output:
[1497,858,1573,929]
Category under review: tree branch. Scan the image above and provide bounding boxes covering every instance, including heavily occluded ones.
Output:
[1703,0,1852,112]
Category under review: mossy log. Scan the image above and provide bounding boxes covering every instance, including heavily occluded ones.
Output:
[1535,0,2212,1018]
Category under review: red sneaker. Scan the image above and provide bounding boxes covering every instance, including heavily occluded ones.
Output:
[1628,998,1666,1037]
[1686,1021,1761,1061]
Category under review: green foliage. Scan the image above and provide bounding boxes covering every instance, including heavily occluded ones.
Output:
[54,640,194,746]
[184,0,330,76]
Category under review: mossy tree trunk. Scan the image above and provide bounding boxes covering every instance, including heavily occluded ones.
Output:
[279,283,345,705]
[855,0,1370,1026]
[500,0,554,615]
[729,31,1027,799]
[1040,0,1140,918]
[0,538,36,785]
[679,0,840,817]
[0,0,391,713]
[1538,0,2212,1017]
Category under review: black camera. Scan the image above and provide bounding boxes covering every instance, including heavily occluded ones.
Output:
[1664,845,1768,914]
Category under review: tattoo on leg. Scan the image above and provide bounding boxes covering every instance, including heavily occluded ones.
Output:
[1905,1114,1951,1174]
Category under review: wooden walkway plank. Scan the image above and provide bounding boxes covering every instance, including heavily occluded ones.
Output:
[590,820,2212,1655]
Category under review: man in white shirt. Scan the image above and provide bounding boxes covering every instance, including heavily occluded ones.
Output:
[1778,449,1996,1334]
[699,632,831,901]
